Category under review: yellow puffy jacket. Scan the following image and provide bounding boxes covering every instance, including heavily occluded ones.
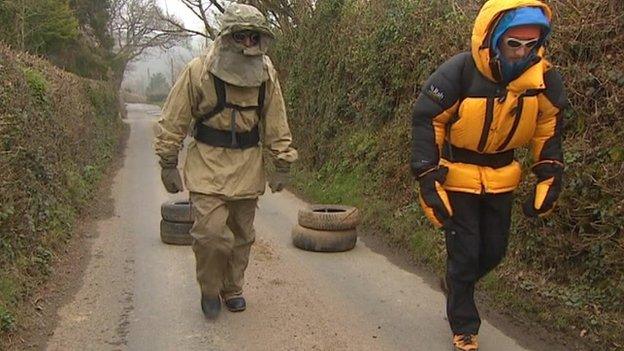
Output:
[411,0,566,196]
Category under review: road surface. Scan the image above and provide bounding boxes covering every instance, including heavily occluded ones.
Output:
[45,103,555,351]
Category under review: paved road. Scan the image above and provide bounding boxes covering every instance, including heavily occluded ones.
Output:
[45,103,550,351]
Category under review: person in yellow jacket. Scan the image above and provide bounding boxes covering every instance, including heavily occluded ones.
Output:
[154,3,297,320]
[411,1,566,350]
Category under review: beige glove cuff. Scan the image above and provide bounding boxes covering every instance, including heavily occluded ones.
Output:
[159,153,179,169]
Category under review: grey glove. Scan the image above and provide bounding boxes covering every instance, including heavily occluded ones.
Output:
[161,168,183,193]
[159,153,183,193]
[269,161,290,193]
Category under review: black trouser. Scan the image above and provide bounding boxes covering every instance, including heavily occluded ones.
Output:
[444,191,513,335]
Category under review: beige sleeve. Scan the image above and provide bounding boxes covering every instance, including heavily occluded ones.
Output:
[153,59,201,157]
[262,67,298,165]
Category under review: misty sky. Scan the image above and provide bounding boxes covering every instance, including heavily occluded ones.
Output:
[157,0,207,32]
[123,1,220,92]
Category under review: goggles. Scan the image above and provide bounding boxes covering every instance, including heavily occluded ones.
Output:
[504,37,540,49]
[232,31,261,45]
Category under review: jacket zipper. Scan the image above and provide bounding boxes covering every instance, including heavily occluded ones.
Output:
[477,97,495,152]
[496,94,524,152]
[445,113,461,161]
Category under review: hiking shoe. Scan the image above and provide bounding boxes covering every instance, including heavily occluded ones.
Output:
[201,296,221,319]
[224,296,246,312]
[453,334,478,351]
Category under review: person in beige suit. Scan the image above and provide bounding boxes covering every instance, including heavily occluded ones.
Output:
[154,3,297,320]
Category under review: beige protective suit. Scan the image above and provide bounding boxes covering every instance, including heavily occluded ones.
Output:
[154,3,297,301]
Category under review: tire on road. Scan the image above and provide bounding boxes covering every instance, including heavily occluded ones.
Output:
[160,219,193,245]
[291,224,357,252]
[161,200,193,223]
[298,205,360,231]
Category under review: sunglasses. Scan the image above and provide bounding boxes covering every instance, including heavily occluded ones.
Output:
[232,31,260,45]
[504,37,540,49]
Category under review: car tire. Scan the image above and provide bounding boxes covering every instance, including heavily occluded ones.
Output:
[297,205,360,231]
[160,219,193,246]
[161,200,193,223]
[291,224,357,252]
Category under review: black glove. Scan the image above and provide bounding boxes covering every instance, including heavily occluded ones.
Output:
[522,162,563,218]
[417,166,453,228]
[159,153,183,194]
[269,160,290,193]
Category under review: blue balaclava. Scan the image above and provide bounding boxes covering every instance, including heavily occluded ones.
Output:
[491,7,551,83]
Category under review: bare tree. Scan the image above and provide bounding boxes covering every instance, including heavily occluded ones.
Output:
[157,0,314,41]
[242,0,315,34]
[166,47,195,85]
[108,0,189,89]
[158,0,229,41]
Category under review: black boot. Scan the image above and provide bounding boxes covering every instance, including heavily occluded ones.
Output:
[224,296,246,312]
[201,296,221,319]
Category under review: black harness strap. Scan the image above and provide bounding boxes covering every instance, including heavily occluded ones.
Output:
[194,75,266,149]
[197,74,227,124]
[195,123,260,149]
[442,144,514,169]
[257,81,266,117]
[198,75,266,123]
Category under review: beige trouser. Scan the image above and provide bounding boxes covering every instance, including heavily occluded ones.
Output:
[190,192,257,300]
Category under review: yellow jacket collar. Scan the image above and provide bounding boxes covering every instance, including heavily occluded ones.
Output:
[506,57,550,93]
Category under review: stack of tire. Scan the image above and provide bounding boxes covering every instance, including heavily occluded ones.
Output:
[292,205,360,252]
[160,200,193,245]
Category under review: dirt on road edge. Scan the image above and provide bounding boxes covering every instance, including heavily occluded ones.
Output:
[0,124,130,351]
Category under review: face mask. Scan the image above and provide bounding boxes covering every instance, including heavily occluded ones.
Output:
[207,36,269,87]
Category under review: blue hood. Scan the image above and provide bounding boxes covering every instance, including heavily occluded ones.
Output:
[491,7,551,83]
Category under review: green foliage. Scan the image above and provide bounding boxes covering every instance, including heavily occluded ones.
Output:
[21,67,49,103]
[0,0,79,53]
[51,0,114,79]
[0,276,17,332]
[274,0,623,347]
[0,45,125,340]
[0,278,17,305]
[69,0,113,50]
[146,72,171,102]
[0,0,114,80]
[0,306,15,333]
[28,0,79,53]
